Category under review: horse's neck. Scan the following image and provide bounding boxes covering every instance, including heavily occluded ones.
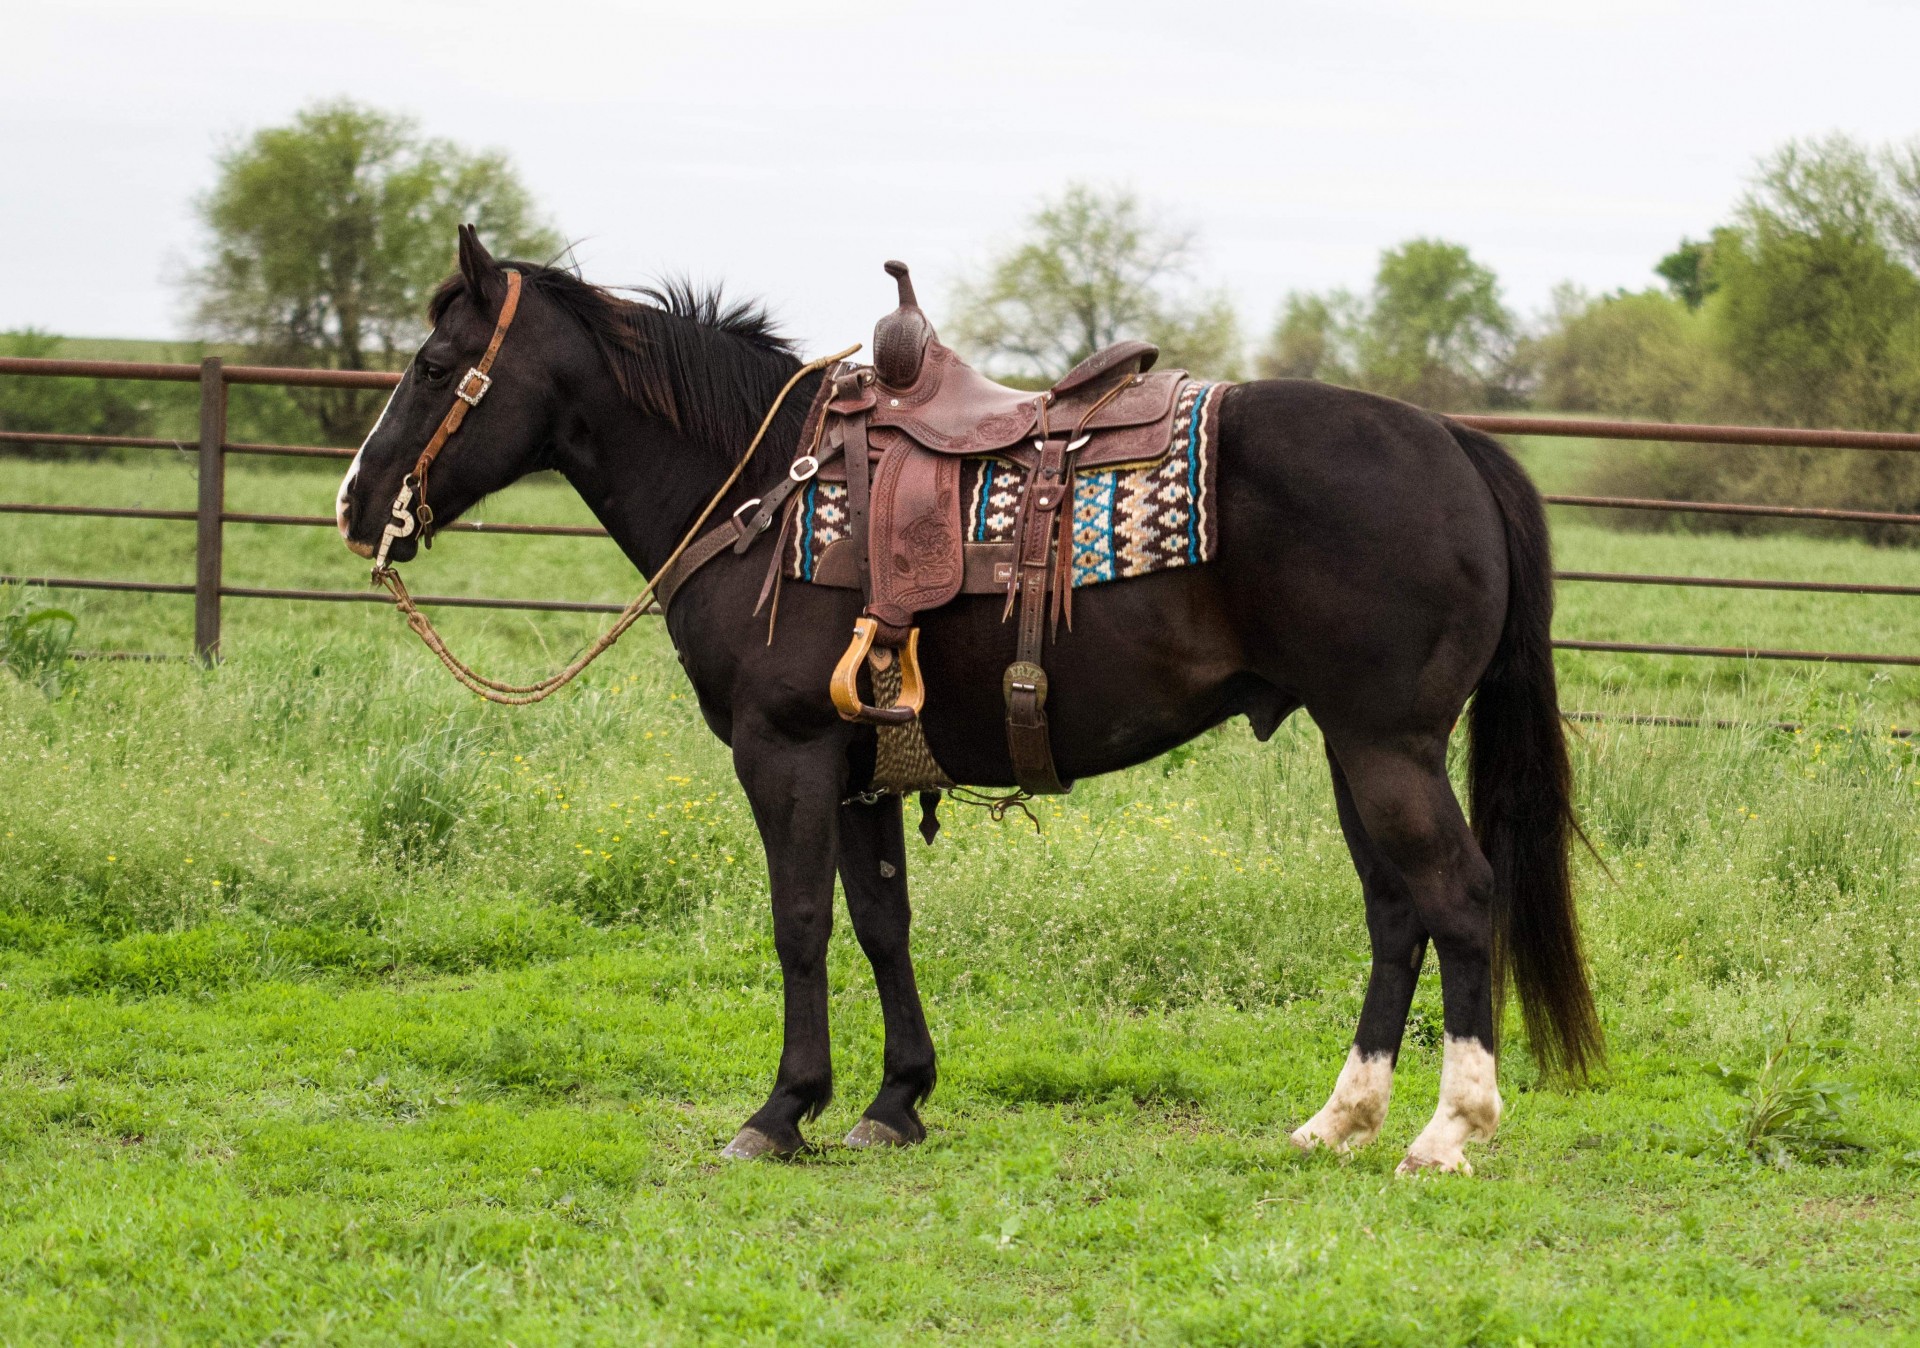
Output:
[555,372,818,583]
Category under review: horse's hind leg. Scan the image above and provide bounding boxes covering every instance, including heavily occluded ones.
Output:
[837,794,936,1147]
[1316,732,1503,1175]
[1292,746,1428,1154]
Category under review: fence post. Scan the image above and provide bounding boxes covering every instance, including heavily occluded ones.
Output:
[194,357,226,663]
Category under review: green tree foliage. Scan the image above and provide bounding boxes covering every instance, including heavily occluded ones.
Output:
[949,185,1243,381]
[1257,239,1520,409]
[186,101,560,442]
[1530,284,1735,423]
[1256,291,1360,382]
[1714,135,1920,433]
[0,330,156,453]
[1540,136,1920,535]
[1358,239,1520,408]
[1654,236,1721,311]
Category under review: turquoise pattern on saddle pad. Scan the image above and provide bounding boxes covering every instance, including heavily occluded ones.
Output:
[1070,469,1119,586]
[789,380,1224,589]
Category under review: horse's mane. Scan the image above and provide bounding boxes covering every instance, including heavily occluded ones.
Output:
[429,262,801,461]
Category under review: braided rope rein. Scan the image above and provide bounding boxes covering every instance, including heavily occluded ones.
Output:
[372,344,859,706]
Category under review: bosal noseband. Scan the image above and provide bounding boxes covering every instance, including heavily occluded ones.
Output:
[373,269,524,572]
[366,269,858,703]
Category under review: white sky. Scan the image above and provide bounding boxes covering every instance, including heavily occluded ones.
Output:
[5,0,1919,352]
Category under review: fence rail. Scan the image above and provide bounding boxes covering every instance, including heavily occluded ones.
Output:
[1,355,1914,672]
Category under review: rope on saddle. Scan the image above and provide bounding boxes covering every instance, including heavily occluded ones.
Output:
[373,344,860,706]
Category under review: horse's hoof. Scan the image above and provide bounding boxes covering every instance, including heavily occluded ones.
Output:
[844,1117,911,1149]
[720,1126,788,1160]
[1396,1147,1472,1177]
[1289,1124,1342,1155]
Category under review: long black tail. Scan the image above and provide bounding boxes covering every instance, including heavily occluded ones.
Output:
[1448,420,1604,1082]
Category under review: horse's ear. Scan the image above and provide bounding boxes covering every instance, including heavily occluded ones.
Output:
[457,224,497,304]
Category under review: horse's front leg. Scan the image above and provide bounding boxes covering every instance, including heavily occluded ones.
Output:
[722,731,846,1159]
[837,794,936,1147]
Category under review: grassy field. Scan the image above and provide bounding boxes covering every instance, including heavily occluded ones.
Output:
[2,448,1919,1344]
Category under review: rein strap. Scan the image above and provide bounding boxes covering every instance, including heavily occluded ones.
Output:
[373,339,861,706]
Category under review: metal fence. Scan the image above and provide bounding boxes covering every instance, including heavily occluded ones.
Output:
[3,354,1918,670]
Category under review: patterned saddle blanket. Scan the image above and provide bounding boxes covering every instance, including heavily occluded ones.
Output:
[786,379,1226,593]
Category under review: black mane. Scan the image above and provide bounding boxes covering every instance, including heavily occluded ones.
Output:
[430,262,801,460]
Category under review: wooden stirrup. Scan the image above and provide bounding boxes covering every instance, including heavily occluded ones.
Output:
[829,618,925,726]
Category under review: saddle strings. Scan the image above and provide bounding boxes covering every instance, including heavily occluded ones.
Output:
[373,344,860,706]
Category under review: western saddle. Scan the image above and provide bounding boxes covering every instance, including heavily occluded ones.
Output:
[662,261,1190,796]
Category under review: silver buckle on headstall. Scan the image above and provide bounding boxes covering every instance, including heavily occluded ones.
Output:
[456,368,492,406]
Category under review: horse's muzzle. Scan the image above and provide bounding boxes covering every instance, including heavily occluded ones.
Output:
[336,456,376,557]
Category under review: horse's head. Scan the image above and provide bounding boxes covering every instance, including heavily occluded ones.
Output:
[336,225,567,564]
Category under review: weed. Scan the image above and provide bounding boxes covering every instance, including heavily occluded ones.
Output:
[1703,1017,1868,1168]
[0,588,80,696]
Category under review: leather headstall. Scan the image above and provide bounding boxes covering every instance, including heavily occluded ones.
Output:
[373,268,524,575]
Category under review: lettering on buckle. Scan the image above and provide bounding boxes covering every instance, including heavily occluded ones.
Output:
[456,368,492,406]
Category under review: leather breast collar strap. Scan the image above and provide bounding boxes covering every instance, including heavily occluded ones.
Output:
[374,268,524,574]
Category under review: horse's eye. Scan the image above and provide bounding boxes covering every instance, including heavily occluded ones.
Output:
[419,360,447,383]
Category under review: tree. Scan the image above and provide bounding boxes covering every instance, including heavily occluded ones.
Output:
[1654,236,1721,311]
[1259,239,1518,408]
[949,185,1243,381]
[1713,134,1920,431]
[1357,239,1519,408]
[1527,284,1734,421]
[185,101,560,441]
[1256,291,1360,382]
[1884,137,1920,272]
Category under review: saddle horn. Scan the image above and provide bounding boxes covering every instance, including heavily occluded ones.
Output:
[873,260,935,389]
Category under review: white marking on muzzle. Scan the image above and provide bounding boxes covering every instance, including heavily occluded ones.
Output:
[337,377,404,558]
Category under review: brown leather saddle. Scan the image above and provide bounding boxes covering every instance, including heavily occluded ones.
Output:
[655,261,1191,796]
[816,262,1187,794]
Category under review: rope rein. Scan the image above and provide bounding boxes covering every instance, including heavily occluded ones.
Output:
[372,344,860,705]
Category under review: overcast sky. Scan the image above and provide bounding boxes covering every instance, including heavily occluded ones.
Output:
[5,0,1919,353]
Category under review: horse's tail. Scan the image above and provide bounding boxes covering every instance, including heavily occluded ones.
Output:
[1447,419,1604,1082]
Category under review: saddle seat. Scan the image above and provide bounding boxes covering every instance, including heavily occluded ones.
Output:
[844,260,1178,466]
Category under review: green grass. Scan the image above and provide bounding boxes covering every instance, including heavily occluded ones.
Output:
[1,452,1919,1343]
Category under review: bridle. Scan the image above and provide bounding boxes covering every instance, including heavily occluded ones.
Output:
[372,268,524,574]
[359,263,858,704]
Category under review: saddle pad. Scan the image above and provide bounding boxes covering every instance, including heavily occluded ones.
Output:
[789,380,1226,589]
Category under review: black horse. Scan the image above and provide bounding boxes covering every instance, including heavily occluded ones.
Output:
[337,229,1601,1175]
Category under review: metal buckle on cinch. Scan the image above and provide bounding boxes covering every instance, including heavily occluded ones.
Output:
[730,496,764,537]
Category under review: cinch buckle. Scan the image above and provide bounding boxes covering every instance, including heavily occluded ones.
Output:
[789,454,820,482]
[456,368,492,406]
[731,496,765,534]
